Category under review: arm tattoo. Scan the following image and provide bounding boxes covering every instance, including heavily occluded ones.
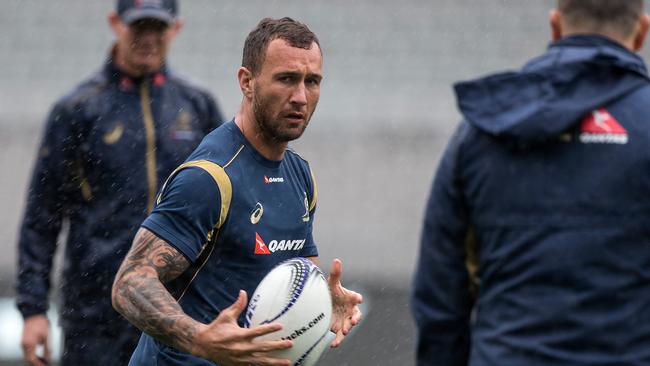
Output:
[112,228,199,353]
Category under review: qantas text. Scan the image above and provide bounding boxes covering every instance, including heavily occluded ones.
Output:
[268,239,306,252]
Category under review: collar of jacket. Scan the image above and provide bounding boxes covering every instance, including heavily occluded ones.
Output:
[103,46,169,91]
[534,34,648,77]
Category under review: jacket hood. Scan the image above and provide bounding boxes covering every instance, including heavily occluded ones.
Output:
[454,35,649,144]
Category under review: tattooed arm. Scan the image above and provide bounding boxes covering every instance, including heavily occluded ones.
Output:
[112,228,197,351]
[112,228,293,365]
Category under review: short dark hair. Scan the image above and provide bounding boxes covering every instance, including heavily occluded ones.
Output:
[558,0,643,37]
[242,17,321,75]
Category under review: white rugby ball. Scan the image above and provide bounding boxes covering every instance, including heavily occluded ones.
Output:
[245,257,332,366]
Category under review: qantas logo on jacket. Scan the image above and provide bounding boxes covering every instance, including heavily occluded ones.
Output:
[254,232,305,255]
[579,108,628,144]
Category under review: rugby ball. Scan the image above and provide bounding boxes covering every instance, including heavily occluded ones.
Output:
[245,257,332,366]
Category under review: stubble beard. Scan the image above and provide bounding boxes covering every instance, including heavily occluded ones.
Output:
[252,93,309,143]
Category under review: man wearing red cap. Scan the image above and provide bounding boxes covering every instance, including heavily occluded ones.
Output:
[16,1,223,365]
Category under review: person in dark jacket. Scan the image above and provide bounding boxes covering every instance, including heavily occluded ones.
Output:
[412,1,650,365]
[16,1,223,365]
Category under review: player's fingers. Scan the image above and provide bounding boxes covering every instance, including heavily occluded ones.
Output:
[21,342,32,357]
[43,341,51,363]
[21,335,35,354]
[21,343,41,366]
[328,258,342,287]
[330,330,345,348]
[245,338,293,353]
[351,290,363,305]
[245,322,285,338]
[219,290,247,322]
[22,346,35,365]
[341,319,352,335]
[23,348,47,366]
[351,305,363,325]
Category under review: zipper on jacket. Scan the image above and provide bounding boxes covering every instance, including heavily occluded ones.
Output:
[75,160,93,202]
[140,81,158,213]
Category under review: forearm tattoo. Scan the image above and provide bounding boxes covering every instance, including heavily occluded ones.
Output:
[113,228,198,353]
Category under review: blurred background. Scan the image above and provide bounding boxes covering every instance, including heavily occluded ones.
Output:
[3,0,649,365]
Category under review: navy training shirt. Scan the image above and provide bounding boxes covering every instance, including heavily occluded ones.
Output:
[130,120,319,365]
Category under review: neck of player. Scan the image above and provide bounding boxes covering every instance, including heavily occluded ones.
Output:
[235,109,288,161]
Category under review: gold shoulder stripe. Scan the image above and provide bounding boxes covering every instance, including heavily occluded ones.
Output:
[157,160,232,229]
[180,160,232,229]
[309,167,318,211]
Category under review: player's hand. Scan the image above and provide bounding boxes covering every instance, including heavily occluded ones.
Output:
[327,258,363,348]
[192,290,293,366]
[21,314,50,366]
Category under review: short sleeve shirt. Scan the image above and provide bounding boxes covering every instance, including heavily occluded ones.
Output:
[131,121,318,365]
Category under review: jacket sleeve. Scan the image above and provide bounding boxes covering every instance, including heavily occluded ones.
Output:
[16,102,80,318]
[411,122,474,366]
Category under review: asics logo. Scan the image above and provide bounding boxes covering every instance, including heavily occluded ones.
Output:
[103,122,124,145]
[250,203,263,224]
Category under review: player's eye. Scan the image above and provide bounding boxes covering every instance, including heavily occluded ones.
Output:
[278,75,295,83]
[305,77,321,87]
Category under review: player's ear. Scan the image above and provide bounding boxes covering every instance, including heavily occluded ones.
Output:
[549,9,563,42]
[108,11,122,36]
[169,18,184,39]
[633,13,650,51]
[238,67,254,99]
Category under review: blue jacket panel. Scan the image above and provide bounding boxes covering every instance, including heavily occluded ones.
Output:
[16,58,224,328]
[413,35,650,365]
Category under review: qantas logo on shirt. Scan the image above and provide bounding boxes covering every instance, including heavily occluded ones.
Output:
[264,176,284,184]
[579,108,628,144]
[254,232,306,255]
[254,233,271,254]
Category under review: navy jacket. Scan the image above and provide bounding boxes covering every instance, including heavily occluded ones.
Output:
[413,35,650,365]
[16,57,223,328]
